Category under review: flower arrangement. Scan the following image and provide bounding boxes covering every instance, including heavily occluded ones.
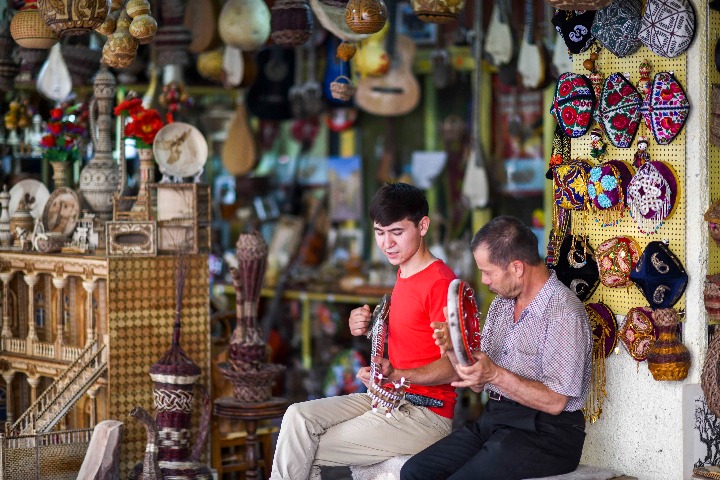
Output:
[114,96,166,149]
[40,104,87,162]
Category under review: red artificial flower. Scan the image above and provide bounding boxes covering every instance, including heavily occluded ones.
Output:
[40,134,56,148]
[47,122,62,135]
[113,97,143,117]
[50,108,63,120]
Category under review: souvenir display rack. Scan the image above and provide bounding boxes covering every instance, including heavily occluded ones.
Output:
[709,9,720,290]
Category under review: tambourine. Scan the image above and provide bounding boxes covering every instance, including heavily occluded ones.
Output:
[446,279,482,366]
[366,294,408,416]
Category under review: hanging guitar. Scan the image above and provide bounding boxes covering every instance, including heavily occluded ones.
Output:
[446,279,482,366]
[366,294,408,415]
[247,46,295,121]
[354,0,420,117]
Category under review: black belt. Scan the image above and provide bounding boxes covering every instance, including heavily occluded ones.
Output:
[405,393,444,408]
[486,389,519,405]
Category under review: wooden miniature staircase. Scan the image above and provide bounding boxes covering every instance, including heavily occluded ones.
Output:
[12,339,108,435]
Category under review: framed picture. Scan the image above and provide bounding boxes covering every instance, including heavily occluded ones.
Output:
[328,155,363,222]
[43,187,81,237]
[683,383,720,478]
[329,227,364,264]
[396,2,438,45]
[268,215,305,270]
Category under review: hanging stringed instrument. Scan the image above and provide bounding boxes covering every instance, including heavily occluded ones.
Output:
[485,0,513,67]
[517,0,547,89]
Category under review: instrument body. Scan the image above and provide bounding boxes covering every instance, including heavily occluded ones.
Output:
[366,294,408,415]
[446,279,482,366]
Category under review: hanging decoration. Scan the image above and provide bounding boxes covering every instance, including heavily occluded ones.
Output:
[550,72,596,138]
[587,159,635,227]
[618,306,657,361]
[37,0,110,37]
[590,0,643,58]
[629,240,687,309]
[626,156,679,235]
[595,72,642,149]
[638,0,696,58]
[584,302,616,423]
[9,0,59,49]
[595,235,641,288]
[640,71,690,146]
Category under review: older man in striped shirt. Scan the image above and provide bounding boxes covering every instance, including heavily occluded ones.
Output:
[402,215,592,480]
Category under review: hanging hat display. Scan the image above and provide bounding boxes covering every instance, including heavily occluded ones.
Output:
[595,235,641,288]
[640,72,690,146]
[595,73,642,148]
[704,274,720,324]
[638,0,696,58]
[626,160,679,234]
[551,72,596,138]
[629,240,687,310]
[552,9,596,55]
[550,233,600,301]
[553,159,592,212]
[591,0,643,58]
[584,302,616,422]
[706,198,720,246]
[587,159,635,226]
[618,306,658,361]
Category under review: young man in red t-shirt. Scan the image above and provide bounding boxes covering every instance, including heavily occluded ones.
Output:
[270,182,459,480]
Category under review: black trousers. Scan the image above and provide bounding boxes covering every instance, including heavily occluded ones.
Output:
[400,399,586,480]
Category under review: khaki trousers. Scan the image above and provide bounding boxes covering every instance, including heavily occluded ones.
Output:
[269,393,452,480]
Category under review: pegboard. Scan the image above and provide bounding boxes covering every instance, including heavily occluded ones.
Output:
[569,46,687,319]
[709,9,720,286]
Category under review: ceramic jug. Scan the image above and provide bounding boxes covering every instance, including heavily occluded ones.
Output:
[218,0,271,51]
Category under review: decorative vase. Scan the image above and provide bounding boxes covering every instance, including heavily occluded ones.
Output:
[154,0,192,67]
[705,275,720,323]
[137,148,155,197]
[218,0,271,51]
[0,186,11,247]
[270,0,313,47]
[37,0,110,37]
[10,0,59,49]
[647,308,690,381]
[410,0,465,23]
[9,199,34,248]
[345,0,387,35]
[79,65,124,220]
[49,160,70,189]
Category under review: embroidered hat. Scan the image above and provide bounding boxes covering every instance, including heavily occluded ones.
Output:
[640,72,690,146]
[638,0,696,58]
[553,159,592,211]
[552,9,596,55]
[630,240,687,310]
[587,160,635,225]
[595,235,641,288]
[550,234,600,301]
[626,160,679,234]
[596,73,642,148]
[586,302,617,358]
[547,0,614,9]
[551,73,596,138]
[618,306,657,361]
[591,0,643,58]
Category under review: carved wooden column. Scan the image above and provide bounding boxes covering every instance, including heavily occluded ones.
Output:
[0,270,12,339]
[52,275,67,352]
[24,273,39,344]
[86,385,99,428]
[2,371,15,424]
[26,375,39,405]
[82,278,97,346]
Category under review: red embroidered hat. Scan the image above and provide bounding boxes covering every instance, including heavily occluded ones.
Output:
[595,236,641,288]
[640,72,690,146]
[618,306,658,361]
[596,73,642,148]
[551,73,596,138]
[586,302,618,358]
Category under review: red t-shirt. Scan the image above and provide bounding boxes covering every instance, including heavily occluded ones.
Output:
[387,260,457,418]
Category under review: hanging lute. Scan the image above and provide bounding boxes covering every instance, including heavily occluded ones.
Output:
[517,0,546,89]
[366,294,408,415]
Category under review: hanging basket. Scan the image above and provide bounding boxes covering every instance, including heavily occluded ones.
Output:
[330,75,356,101]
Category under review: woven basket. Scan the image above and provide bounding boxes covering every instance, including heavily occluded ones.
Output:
[695,466,720,480]
[330,75,356,101]
[702,332,720,417]
[219,362,285,402]
[647,309,690,381]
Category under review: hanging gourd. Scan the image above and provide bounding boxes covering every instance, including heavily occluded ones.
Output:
[37,0,110,37]
[345,0,387,35]
[218,0,271,51]
[10,0,59,49]
[102,9,138,69]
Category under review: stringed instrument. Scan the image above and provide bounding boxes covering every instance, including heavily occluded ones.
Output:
[484,0,513,67]
[354,0,420,117]
[222,89,257,176]
[517,0,547,89]
[184,0,221,53]
[247,46,295,120]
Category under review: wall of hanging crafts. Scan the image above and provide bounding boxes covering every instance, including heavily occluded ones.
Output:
[708,3,720,332]
[544,0,695,386]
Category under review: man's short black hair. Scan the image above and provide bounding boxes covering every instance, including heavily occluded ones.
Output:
[470,216,542,268]
[368,182,429,227]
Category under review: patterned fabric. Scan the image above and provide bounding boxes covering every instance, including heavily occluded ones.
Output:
[587,160,635,222]
[640,72,690,145]
[551,72,596,138]
[638,0,696,58]
[630,240,688,309]
[591,0,643,57]
[618,306,657,361]
[627,160,678,234]
[585,302,617,358]
[553,9,596,55]
[550,233,599,301]
[596,73,642,148]
[553,159,592,210]
[595,236,641,288]
[481,271,592,412]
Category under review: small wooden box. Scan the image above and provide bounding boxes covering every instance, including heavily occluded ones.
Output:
[106,221,157,256]
[151,183,211,224]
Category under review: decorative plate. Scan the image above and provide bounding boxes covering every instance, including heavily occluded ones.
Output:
[8,179,50,219]
[42,187,81,237]
[152,122,208,179]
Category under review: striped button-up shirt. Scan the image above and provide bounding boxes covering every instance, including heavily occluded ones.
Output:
[481,270,591,412]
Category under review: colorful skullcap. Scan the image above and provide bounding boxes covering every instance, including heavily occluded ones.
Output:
[550,234,599,301]
[552,9,596,55]
[630,240,687,309]
[551,73,596,138]
[596,73,642,148]
[626,160,678,234]
[587,160,635,225]
[640,72,690,146]
[618,306,658,361]
[638,0,696,58]
[586,302,617,358]
[553,159,592,211]
[591,0,643,58]
[595,236,641,288]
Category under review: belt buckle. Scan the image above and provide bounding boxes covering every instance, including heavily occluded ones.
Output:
[487,390,502,402]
